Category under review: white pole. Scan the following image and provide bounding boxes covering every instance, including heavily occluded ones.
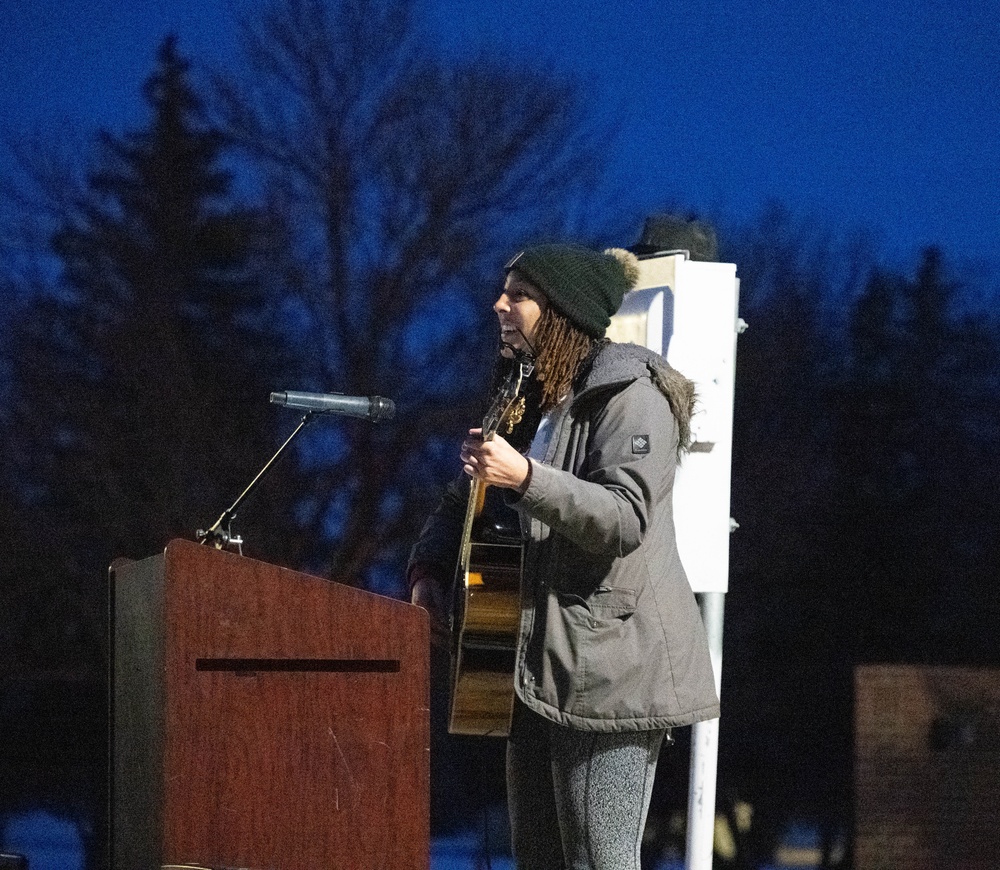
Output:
[685,591,725,870]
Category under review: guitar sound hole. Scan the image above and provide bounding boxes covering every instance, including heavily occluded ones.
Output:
[476,488,523,544]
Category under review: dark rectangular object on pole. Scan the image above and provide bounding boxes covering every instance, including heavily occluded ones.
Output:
[110,539,430,870]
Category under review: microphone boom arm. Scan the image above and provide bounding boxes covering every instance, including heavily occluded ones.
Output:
[196,411,318,551]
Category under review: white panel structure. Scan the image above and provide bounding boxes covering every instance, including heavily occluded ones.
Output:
[608,253,740,594]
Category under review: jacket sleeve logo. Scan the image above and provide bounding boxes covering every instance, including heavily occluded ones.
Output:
[632,435,650,455]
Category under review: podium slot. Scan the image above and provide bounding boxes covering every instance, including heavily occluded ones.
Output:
[195,657,400,673]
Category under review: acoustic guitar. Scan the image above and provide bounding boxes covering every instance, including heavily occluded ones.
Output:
[448,357,534,737]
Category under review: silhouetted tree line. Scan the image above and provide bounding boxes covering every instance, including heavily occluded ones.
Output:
[706,216,1000,870]
[1,1,998,868]
[0,1,612,865]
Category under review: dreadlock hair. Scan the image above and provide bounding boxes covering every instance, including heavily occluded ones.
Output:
[531,304,599,411]
[482,296,600,449]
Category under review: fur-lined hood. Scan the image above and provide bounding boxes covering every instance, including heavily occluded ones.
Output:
[573,341,696,455]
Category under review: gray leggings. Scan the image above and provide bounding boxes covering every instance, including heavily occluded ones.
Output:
[506,700,669,870]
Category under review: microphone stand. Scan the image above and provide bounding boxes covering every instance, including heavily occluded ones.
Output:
[196,412,317,553]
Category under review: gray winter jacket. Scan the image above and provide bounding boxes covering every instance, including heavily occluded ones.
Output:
[410,342,720,732]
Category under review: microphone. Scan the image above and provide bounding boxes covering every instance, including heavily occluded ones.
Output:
[270,391,396,422]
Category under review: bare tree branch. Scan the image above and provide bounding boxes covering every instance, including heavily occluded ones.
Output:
[205,0,610,584]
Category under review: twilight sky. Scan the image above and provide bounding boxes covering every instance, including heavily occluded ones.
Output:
[3,0,999,273]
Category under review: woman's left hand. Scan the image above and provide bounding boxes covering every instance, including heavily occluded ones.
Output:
[461,428,531,493]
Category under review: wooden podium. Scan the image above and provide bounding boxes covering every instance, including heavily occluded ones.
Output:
[110,539,429,870]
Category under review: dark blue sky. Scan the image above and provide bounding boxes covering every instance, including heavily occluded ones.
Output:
[3,0,998,272]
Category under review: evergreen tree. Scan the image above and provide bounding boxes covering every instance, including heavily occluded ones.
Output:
[834,247,1000,663]
[719,212,852,869]
[4,36,296,674]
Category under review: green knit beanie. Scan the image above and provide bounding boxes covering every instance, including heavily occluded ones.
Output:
[505,243,640,338]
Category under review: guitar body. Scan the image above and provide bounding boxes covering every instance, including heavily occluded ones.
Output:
[447,358,533,737]
[448,538,521,736]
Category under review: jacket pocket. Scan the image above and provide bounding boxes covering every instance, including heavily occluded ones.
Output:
[554,586,642,715]
[555,587,637,621]
[586,586,637,620]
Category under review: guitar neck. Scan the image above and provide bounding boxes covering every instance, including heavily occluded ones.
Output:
[458,476,483,571]
[455,356,530,588]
